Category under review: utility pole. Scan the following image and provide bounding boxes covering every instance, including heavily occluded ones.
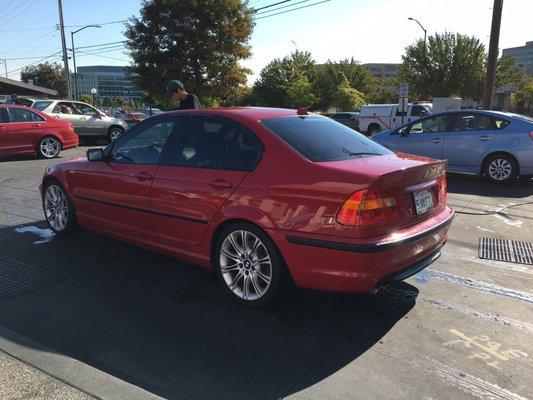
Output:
[483,0,504,110]
[57,0,72,99]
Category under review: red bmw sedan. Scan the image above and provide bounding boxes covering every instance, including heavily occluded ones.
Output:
[0,105,78,158]
[40,107,453,305]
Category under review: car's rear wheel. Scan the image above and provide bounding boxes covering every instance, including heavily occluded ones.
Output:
[214,223,282,306]
[42,180,77,235]
[37,136,61,158]
[484,154,517,183]
[367,124,382,136]
[107,126,124,143]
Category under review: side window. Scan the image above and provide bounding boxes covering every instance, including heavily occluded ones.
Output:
[409,115,452,134]
[411,105,430,117]
[493,118,510,130]
[7,108,40,123]
[32,101,53,111]
[0,108,7,123]
[453,114,491,131]
[52,102,76,114]
[168,115,263,171]
[111,118,178,165]
[75,103,97,116]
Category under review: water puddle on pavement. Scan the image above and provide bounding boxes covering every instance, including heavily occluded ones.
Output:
[14,226,55,244]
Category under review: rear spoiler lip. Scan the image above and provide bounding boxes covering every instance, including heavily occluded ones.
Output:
[377,158,448,181]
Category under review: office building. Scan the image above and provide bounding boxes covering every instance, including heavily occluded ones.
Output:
[75,65,142,101]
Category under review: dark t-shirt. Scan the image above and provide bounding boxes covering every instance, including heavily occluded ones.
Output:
[178,93,202,110]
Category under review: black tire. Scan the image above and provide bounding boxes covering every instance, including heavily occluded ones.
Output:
[107,126,124,143]
[367,124,382,136]
[37,136,61,159]
[483,153,518,184]
[214,222,284,307]
[42,179,77,235]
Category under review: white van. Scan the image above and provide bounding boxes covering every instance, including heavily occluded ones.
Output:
[359,103,432,135]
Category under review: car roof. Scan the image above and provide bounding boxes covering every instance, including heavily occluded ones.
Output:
[0,104,35,109]
[161,107,303,121]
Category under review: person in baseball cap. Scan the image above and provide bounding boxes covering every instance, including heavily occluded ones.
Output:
[166,80,202,110]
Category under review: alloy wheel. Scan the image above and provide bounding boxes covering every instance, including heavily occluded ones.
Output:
[488,158,512,181]
[109,129,122,141]
[44,185,68,231]
[40,137,60,158]
[219,230,272,301]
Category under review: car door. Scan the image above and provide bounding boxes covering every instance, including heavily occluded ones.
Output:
[151,114,264,249]
[51,101,85,134]
[0,108,9,154]
[75,102,106,136]
[2,107,45,154]
[396,114,454,159]
[442,112,497,171]
[78,117,179,239]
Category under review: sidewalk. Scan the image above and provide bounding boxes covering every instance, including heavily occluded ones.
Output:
[0,351,93,400]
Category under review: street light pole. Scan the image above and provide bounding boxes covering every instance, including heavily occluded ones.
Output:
[408,17,428,99]
[71,25,101,101]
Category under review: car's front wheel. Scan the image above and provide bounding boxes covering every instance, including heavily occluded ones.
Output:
[107,126,124,143]
[214,223,283,306]
[484,154,518,183]
[37,136,61,158]
[42,180,77,234]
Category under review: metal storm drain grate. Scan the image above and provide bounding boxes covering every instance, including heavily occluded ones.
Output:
[479,237,533,265]
[0,257,66,302]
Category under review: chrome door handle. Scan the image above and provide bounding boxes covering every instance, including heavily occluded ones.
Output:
[480,136,492,141]
[432,138,444,143]
[135,172,153,181]
[210,179,232,189]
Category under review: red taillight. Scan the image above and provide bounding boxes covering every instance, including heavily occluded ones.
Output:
[529,131,533,140]
[438,175,447,203]
[337,187,397,226]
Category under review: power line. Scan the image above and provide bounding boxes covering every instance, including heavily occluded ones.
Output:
[255,0,331,20]
[254,0,293,12]
[0,26,56,33]
[0,0,30,22]
[77,53,130,63]
[74,40,126,50]
[0,0,18,15]
[0,0,39,27]
[255,0,311,15]
[6,51,63,77]
[1,29,57,56]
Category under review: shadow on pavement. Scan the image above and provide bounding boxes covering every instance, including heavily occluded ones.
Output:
[446,173,533,198]
[0,221,416,400]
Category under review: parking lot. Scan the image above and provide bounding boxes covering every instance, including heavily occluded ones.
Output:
[0,147,532,400]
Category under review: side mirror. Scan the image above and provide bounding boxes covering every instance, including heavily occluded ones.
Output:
[93,112,102,118]
[87,148,104,162]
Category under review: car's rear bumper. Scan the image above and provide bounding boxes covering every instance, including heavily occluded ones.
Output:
[268,206,454,293]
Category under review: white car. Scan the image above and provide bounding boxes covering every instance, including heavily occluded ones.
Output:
[32,99,127,144]
[359,103,432,135]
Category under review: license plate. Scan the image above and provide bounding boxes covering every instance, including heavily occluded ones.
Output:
[413,189,434,215]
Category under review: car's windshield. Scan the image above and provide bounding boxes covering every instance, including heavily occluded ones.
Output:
[32,101,53,111]
[262,116,390,162]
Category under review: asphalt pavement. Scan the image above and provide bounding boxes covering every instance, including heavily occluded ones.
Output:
[0,147,531,400]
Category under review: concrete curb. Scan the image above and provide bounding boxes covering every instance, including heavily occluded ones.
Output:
[0,324,164,400]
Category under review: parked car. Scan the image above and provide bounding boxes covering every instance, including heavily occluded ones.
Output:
[359,102,432,135]
[144,107,162,116]
[323,112,360,132]
[372,110,533,183]
[41,107,453,306]
[114,109,126,119]
[124,112,148,125]
[0,104,78,158]
[4,97,36,107]
[32,100,127,144]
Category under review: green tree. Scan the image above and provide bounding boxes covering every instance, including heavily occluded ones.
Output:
[20,62,67,97]
[495,55,524,89]
[125,0,254,101]
[399,32,486,100]
[252,50,315,107]
[331,75,365,111]
[287,75,316,108]
[313,59,378,109]
[78,93,93,105]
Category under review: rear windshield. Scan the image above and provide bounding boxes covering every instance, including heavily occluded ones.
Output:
[32,101,53,111]
[262,116,390,162]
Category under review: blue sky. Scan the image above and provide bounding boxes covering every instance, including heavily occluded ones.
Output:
[1,0,531,82]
